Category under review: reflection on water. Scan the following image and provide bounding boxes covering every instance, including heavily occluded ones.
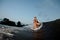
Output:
[33,29,44,40]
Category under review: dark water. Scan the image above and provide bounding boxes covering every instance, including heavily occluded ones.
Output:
[13,24,59,40]
[13,29,44,40]
[0,23,60,40]
[0,24,43,40]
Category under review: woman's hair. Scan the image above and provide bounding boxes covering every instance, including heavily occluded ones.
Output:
[34,16,39,23]
[34,16,36,18]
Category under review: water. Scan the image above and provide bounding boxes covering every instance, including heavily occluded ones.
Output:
[0,24,44,40]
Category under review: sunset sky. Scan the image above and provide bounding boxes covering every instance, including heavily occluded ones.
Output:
[0,0,60,24]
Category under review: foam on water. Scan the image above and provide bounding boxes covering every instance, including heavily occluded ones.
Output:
[0,23,43,33]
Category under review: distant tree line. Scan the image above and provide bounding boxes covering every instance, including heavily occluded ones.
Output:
[0,18,27,27]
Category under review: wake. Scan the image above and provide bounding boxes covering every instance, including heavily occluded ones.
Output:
[0,23,43,33]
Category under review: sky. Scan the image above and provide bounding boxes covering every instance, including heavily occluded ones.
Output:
[0,0,60,24]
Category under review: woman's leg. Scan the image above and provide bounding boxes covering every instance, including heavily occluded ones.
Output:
[33,23,37,29]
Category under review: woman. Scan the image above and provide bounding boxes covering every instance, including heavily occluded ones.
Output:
[33,16,41,29]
